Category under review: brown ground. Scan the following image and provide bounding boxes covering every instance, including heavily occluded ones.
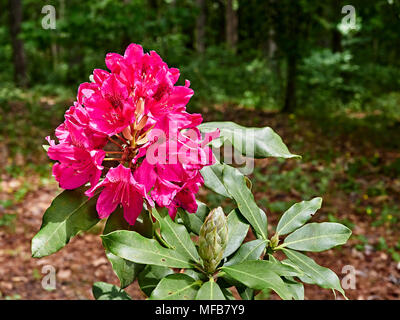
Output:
[0,105,399,300]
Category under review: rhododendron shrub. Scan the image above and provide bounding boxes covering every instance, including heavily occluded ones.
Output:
[32,44,351,300]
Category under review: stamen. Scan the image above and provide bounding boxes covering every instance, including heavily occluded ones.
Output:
[107,136,123,149]
[115,134,128,144]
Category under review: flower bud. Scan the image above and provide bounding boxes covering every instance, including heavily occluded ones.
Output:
[198,207,228,273]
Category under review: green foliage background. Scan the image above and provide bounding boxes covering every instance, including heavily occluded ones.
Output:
[1,0,399,112]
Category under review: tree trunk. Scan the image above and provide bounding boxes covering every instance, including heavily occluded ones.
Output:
[266,0,277,60]
[283,54,297,113]
[195,0,206,54]
[226,0,238,52]
[281,0,303,113]
[331,0,342,52]
[148,0,158,10]
[332,28,342,52]
[9,0,27,87]
[268,28,277,61]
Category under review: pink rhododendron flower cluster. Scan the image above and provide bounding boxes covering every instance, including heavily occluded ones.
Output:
[46,44,219,225]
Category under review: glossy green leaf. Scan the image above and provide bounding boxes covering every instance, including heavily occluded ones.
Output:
[183,269,208,282]
[282,248,346,297]
[105,251,144,289]
[237,287,254,300]
[31,187,100,258]
[220,287,235,300]
[281,222,352,252]
[149,274,201,300]
[268,253,279,263]
[221,261,293,300]
[281,259,315,284]
[138,265,174,297]
[101,230,194,268]
[225,239,267,266]
[223,209,249,258]
[283,277,304,300]
[152,208,200,263]
[261,260,303,277]
[222,165,267,239]
[103,208,148,288]
[92,282,131,300]
[254,289,271,300]
[276,197,322,236]
[104,206,154,237]
[196,279,226,300]
[178,201,209,235]
[198,121,300,159]
[200,161,232,198]
[104,207,132,234]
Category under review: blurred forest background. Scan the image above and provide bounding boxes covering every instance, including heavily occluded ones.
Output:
[0,0,400,300]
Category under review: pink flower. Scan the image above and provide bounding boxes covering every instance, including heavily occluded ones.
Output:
[84,75,136,136]
[86,165,153,225]
[46,43,219,225]
[104,44,194,120]
[134,127,219,218]
[47,142,105,190]
[56,103,108,149]
[168,178,202,219]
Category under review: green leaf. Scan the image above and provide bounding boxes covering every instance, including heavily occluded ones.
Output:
[152,207,201,264]
[103,206,154,237]
[103,208,147,288]
[183,269,208,282]
[281,259,315,284]
[92,282,131,300]
[220,287,235,300]
[282,248,346,297]
[254,289,271,300]
[149,274,201,300]
[280,222,352,252]
[103,207,132,234]
[105,252,144,289]
[101,230,194,268]
[276,197,322,236]
[221,261,293,300]
[237,287,254,300]
[178,201,209,235]
[138,265,174,297]
[31,187,100,258]
[196,279,226,300]
[283,277,304,300]
[225,239,267,266]
[223,209,249,258]
[261,260,304,277]
[198,121,300,159]
[200,161,232,198]
[222,165,267,239]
